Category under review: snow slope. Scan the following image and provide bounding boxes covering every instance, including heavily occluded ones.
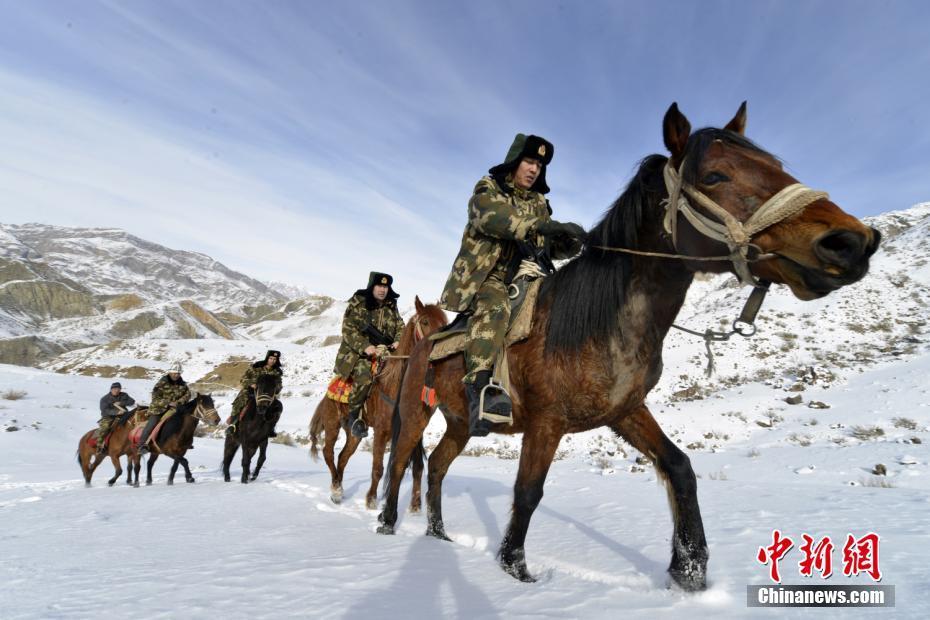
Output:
[0,349,927,618]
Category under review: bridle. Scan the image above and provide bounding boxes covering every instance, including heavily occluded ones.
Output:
[661,155,828,287]
[192,397,218,422]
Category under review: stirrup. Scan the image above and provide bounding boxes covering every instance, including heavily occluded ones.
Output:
[350,418,369,439]
[478,379,513,425]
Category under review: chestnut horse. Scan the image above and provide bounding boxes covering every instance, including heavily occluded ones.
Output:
[378,103,880,589]
[223,373,281,483]
[77,407,147,487]
[309,297,447,507]
[144,393,220,485]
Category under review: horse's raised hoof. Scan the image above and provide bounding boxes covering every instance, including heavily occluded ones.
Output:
[499,549,536,583]
[108,480,116,487]
[376,523,395,535]
[249,474,258,482]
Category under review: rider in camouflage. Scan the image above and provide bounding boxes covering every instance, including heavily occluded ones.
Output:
[440,134,585,436]
[333,272,403,439]
[227,350,284,437]
[139,362,191,454]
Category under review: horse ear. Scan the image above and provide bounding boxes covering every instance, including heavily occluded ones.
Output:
[724,101,747,135]
[415,295,424,312]
[662,102,691,166]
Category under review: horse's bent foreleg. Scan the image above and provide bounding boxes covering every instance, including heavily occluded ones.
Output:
[613,405,708,591]
[366,429,388,510]
[498,423,563,583]
[107,454,123,487]
[180,456,195,483]
[425,417,470,541]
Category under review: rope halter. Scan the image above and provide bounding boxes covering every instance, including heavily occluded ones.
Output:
[661,158,829,287]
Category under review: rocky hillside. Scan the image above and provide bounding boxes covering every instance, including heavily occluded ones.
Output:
[0,224,337,365]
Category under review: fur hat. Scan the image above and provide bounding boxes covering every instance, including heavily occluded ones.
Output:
[488,133,554,194]
[168,361,183,374]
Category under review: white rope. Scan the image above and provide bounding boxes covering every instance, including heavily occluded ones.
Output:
[661,160,828,286]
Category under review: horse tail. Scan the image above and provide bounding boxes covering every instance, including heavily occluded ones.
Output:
[308,400,326,462]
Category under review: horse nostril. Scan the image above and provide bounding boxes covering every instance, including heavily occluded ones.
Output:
[866,227,882,257]
[815,230,865,268]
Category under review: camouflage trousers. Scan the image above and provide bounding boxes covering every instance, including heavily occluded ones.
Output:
[463,269,510,384]
[94,416,116,447]
[345,358,375,414]
[230,389,251,421]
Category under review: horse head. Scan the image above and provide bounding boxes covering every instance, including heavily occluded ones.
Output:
[253,375,279,416]
[661,102,880,300]
[409,296,448,344]
[191,392,220,425]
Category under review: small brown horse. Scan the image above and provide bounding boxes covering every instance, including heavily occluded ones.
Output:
[309,297,447,508]
[378,103,881,589]
[143,393,220,485]
[77,407,147,487]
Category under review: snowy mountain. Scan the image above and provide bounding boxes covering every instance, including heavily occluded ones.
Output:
[0,223,337,365]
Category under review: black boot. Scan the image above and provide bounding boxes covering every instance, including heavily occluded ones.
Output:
[347,407,368,439]
[466,370,512,437]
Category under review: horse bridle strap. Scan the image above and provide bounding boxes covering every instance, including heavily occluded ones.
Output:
[662,160,828,287]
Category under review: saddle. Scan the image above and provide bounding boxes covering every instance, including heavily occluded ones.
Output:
[324,359,383,403]
[428,278,542,362]
[88,409,136,450]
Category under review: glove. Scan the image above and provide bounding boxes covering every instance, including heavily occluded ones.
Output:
[536,220,587,242]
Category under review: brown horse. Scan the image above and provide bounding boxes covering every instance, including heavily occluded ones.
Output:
[309,296,448,508]
[77,407,147,487]
[142,393,220,485]
[377,103,881,589]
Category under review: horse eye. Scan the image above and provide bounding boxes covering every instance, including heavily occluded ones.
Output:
[701,172,729,185]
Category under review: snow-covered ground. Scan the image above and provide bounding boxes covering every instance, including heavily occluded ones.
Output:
[1,345,927,618]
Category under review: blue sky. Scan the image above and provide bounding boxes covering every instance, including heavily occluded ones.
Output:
[1,0,927,300]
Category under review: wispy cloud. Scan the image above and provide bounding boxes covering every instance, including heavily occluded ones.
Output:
[0,0,927,299]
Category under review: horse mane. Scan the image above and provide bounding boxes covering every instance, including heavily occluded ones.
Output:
[158,397,199,441]
[542,128,775,354]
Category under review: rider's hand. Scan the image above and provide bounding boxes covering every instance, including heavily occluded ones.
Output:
[537,220,587,241]
[250,384,257,389]
[390,342,399,351]
[364,345,378,357]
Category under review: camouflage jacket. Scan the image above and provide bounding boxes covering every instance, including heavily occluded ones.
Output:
[239,362,283,393]
[440,175,578,312]
[99,392,136,417]
[149,375,191,415]
[333,293,404,378]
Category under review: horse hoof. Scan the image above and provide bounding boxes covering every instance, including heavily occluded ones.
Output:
[365,498,377,510]
[249,475,258,482]
[167,480,174,486]
[224,476,231,482]
[376,524,395,535]
[133,482,140,488]
[84,482,91,488]
[425,526,452,542]
[146,481,152,486]
[669,559,707,592]
[409,504,422,515]
[186,477,195,484]
[500,550,536,583]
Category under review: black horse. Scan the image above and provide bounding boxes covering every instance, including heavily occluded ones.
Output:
[223,373,282,483]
